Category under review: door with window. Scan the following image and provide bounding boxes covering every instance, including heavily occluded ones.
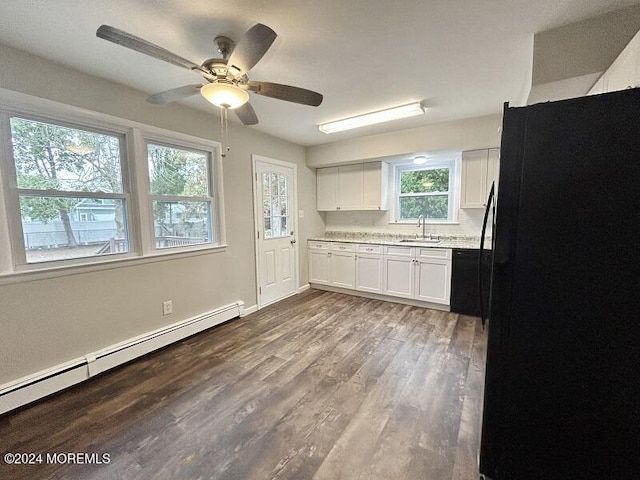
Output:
[254,157,297,307]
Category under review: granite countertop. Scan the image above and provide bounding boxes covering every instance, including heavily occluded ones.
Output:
[309,231,489,250]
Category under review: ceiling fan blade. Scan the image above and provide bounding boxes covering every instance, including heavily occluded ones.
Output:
[97,25,207,74]
[234,102,259,125]
[226,24,277,77]
[248,81,323,107]
[147,85,202,105]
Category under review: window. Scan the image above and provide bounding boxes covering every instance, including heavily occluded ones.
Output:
[0,92,225,274]
[261,172,289,239]
[7,116,130,264]
[147,143,213,249]
[394,160,456,222]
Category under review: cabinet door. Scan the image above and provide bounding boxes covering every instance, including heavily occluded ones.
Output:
[317,167,338,211]
[309,250,330,284]
[362,162,387,210]
[330,252,356,289]
[383,255,414,297]
[337,164,364,210]
[461,149,489,208]
[355,253,383,293]
[414,258,451,304]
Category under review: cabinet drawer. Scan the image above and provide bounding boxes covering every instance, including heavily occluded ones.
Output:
[416,248,451,260]
[331,243,356,252]
[309,241,330,250]
[384,245,413,257]
[358,244,382,254]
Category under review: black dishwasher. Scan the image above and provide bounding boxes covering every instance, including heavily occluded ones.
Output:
[450,249,491,317]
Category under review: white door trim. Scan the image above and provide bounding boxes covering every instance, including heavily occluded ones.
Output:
[252,155,299,309]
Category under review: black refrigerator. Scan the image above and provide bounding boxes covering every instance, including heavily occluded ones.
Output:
[479,88,640,480]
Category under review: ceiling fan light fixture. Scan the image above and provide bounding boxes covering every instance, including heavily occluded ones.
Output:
[201,82,249,109]
[319,102,425,134]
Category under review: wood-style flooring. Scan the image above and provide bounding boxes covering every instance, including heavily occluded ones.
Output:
[0,290,487,480]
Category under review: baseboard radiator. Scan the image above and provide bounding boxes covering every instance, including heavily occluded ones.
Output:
[0,301,246,415]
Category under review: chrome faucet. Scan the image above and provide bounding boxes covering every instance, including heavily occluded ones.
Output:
[417,215,427,238]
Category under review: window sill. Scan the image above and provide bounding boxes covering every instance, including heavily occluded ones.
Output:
[0,244,228,286]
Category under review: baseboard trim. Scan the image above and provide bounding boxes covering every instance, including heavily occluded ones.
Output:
[241,304,258,317]
[309,284,450,311]
[297,284,310,293]
[0,301,244,415]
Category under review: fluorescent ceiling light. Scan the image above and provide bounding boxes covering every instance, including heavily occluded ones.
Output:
[319,102,425,134]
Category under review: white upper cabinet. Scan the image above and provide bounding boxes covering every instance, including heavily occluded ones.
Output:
[337,164,364,210]
[316,167,338,211]
[362,162,389,210]
[316,162,389,211]
[460,148,500,208]
[588,29,640,95]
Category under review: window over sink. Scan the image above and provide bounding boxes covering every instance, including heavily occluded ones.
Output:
[392,157,458,223]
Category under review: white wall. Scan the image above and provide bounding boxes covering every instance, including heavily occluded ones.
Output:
[306,114,502,237]
[305,114,502,168]
[0,43,324,385]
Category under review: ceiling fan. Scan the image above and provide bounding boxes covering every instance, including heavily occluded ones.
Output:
[96,23,323,126]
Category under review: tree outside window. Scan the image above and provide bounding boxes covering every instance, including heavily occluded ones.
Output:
[147,143,212,249]
[396,163,454,221]
[9,117,128,262]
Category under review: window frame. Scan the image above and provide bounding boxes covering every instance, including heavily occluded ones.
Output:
[0,89,226,278]
[143,138,217,252]
[392,158,458,224]
[1,111,136,269]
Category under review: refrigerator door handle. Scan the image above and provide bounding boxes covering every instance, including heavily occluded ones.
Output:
[478,181,495,328]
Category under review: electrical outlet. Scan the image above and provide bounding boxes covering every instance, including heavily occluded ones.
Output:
[162,300,173,316]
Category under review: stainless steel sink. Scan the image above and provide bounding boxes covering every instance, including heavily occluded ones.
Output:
[399,238,442,245]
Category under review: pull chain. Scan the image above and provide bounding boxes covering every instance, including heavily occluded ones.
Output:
[220,106,230,158]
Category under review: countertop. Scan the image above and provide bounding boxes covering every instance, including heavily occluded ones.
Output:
[308,232,488,250]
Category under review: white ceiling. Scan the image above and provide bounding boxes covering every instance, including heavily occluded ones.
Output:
[0,0,638,146]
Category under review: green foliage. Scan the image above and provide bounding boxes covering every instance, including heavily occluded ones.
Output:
[148,144,210,236]
[399,196,448,220]
[18,175,81,223]
[10,117,124,244]
[399,167,450,220]
[11,118,122,193]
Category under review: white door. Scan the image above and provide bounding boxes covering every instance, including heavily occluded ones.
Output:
[254,157,297,307]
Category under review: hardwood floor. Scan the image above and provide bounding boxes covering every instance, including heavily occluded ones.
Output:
[0,290,487,480]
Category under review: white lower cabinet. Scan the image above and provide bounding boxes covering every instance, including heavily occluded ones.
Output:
[415,258,451,304]
[355,246,383,293]
[308,242,357,289]
[383,246,451,305]
[309,241,451,307]
[309,249,331,284]
[383,246,414,298]
[331,250,356,289]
